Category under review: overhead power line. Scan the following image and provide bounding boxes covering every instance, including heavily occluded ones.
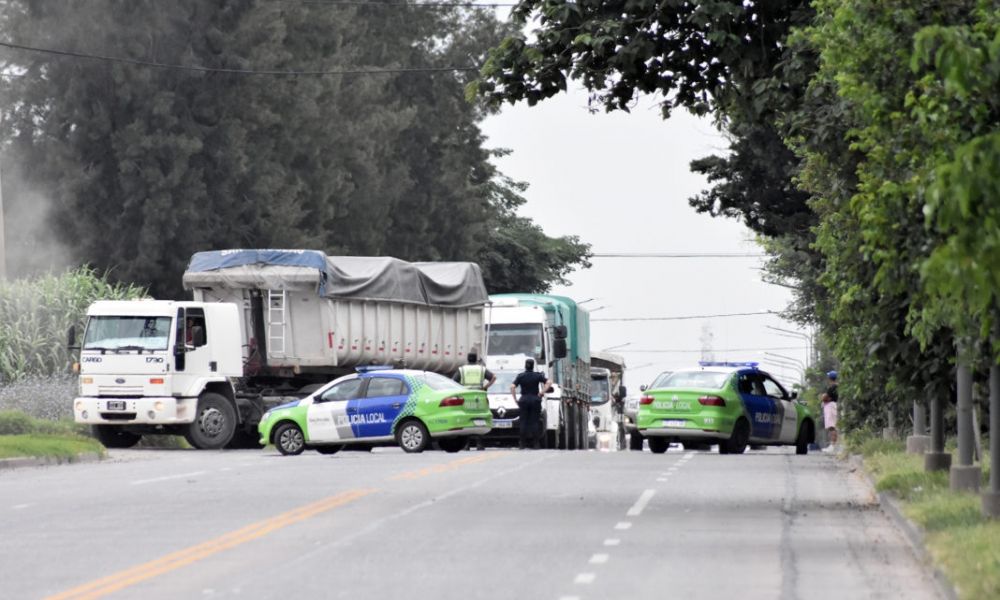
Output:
[279,0,517,6]
[616,346,808,353]
[591,252,766,258]
[0,40,478,76]
[592,311,779,322]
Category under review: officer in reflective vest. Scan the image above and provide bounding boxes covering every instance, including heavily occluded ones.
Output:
[454,351,495,450]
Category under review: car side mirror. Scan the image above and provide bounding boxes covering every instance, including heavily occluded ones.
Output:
[790,391,798,400]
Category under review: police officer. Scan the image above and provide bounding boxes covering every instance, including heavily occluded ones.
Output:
[511,358,552,450]
[454,351,495,450]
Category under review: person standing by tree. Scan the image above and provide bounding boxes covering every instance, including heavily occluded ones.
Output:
[511,358,552,450]
[454,351,496,450]
[821,371,839,452]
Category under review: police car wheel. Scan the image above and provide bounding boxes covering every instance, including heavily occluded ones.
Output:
[274,422,306,456]
[438,437,466,453]
[648,437,669,454]
[396,420,429,453]
[726,419,750,455]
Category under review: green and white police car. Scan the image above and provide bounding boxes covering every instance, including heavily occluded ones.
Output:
[635,362,815,455]
[258,368,492,455]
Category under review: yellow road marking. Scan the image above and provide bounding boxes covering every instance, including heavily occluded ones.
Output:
[389,452,504,481]
[45,488,376,600]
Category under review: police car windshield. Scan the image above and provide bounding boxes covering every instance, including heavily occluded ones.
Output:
[657,370,730,389]
[649,371,673,388]
[419,372,464,391]
[83,316,172,351]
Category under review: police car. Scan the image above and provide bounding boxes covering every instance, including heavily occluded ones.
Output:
[635,362,815,455]
[258,368,492,455]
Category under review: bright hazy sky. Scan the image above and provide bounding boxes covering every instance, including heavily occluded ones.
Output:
[481,86,813,390]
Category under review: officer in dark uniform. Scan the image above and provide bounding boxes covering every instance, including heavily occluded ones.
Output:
[511,358,552,449]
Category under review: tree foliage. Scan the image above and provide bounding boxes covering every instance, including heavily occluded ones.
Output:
[0,0,588,297]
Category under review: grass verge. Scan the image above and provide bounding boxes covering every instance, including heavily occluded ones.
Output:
[849,433,998,600]
[0,434,105,460]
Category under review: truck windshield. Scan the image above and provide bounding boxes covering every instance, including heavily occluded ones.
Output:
[590,377,611,405]
[487,324,545,360]
[83,316,173,351]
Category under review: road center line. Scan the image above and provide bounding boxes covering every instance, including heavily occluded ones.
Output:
[589,553,609,564]
[45,488,376,600]
[12,503,31,509]
[574,573,596,584]
[626,489,656,517]
[130,471,207,486]
[604,538,620,546]
[614,521,632,530]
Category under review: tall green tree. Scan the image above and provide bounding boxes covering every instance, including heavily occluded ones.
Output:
[0,0,589,297]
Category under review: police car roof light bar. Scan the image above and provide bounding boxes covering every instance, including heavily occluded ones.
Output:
[355,365,395,373]
[698,361,759,369]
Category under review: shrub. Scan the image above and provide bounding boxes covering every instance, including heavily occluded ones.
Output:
[0,410,36,434]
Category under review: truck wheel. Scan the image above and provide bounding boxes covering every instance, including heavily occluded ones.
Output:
[227,429,263,450]
[184,393,237,450]
[92,425,141,449]
[437,437,466,453]
[396,419,429,453]
[796,421,813,455]
[545,429,558,449]
[315,445,342,455]
[629,432,644,451]
[274,422,306,455]
[648,437,669,454]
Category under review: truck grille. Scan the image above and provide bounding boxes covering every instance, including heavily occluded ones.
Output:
[100,413,137,421]
[97,386,145,396]
[491,408,520,419]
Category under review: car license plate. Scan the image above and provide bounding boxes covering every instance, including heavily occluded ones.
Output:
[473,419,486,426]
[106,400,127,411]
[663,419,686,428]
[494,419,513,429]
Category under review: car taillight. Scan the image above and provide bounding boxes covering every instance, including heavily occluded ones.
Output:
[439,396,465,407]
[150,378,164,385]
[639,395,654,405]
[698,395,726,407]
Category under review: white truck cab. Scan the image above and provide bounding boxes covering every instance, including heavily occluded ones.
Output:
[73,300,243,449]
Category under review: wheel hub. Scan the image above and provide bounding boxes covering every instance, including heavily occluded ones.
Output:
[199,408,226,437]
[280,428,304,452]
[401,425,422,449]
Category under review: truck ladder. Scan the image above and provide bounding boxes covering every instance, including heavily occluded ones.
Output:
[267,289,287,356]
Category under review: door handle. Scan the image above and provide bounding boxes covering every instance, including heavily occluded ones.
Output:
[392,403,401,409]
[347,408,357,414]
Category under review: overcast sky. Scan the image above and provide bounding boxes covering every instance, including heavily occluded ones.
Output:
[480,87,813,390]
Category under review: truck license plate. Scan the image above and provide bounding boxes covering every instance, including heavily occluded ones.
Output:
[663,419,686,428]
[106,400,127,411]
[494,419,512,429]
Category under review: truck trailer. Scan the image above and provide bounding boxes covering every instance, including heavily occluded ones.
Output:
[73,250,488,449]
[484,294,590,449]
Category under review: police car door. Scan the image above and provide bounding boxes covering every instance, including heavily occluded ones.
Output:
[738,372,776,441]
[308,377,365,442]
[762,375,798,444]
[355,376,408,440]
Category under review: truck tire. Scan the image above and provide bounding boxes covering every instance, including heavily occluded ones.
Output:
[227,429,263,450]
[437,437,467,453]
[396,419,429,453]
[546,429,558,449]
[184,393,237,450]
[274,422,306,455]
[629,432,644,451]
[92,425,141,449]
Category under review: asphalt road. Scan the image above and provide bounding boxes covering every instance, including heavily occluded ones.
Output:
[0,445,943,600]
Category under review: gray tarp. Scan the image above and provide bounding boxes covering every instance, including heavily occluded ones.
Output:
[183,250,488,307]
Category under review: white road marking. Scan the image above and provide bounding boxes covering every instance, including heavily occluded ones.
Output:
[614,521,632,530]
[12,503,31,509]
[130,471,207,485]
[626,489,656,517]
[656,477,668,482]
[604,538,620,546]
[589,553,609,564]
[574,573,596,584]
[558,596,580,600]
[219,467,232,472]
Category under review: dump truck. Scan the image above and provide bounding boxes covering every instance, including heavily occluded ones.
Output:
[484,294,590,449]
[72,250,487,449]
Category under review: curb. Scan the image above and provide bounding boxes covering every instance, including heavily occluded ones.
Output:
[0,451,104,472]
[849,454,959,600]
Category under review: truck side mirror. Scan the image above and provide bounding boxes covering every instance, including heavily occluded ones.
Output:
[640,384,647,392]
[67,325,78,350]
[553,338,567,359]
[616,385,627,400]
[553,325,567,340]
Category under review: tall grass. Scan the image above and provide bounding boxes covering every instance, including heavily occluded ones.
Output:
[0,268,145,382]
